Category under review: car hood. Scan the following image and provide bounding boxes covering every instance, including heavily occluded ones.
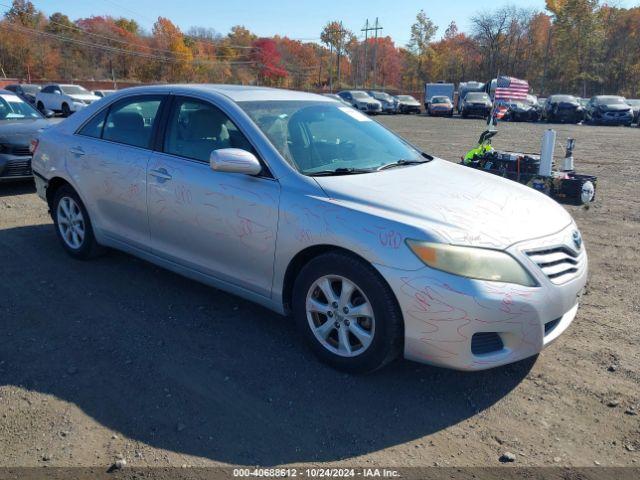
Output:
[0,118,59,145]
[356,98,380,105]
[69,94,100,101]
[313,158,573,250]
[599,103,631,112]
[400,100,420,106]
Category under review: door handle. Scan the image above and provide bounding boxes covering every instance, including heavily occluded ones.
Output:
[69,146,85,156]
[149,168,172,181]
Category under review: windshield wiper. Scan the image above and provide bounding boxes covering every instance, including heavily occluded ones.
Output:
[378,159,431,171]
[309,168,375,177]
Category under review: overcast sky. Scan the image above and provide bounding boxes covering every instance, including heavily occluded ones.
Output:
[28,0,640,45]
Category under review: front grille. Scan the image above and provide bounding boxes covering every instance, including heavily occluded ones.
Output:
[7,145,31,156]
[544,318,561,335]
[368,103,381,111]
[471,332,504,355]
[1,159,32,177]
[526,245,585,284]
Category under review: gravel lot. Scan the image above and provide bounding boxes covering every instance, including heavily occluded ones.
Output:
[0,115,638,470]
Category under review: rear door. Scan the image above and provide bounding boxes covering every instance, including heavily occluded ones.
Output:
[67,94,168,249]
[146,95,280,297]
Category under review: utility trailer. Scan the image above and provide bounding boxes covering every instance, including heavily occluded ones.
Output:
[462,124,597,205]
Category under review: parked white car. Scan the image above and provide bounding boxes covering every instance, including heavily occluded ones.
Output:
[36,84,100,117]
[93,89,116,98]
[31,85,588,373]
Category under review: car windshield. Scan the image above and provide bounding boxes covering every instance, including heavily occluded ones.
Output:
[626,99,640,106]
[465,93,489,101]
[432,96,450,103]
[239,101,424,175]
[351,92,370,100]
[61,85,89,95]
[551,95,577,103]
[597,96,625,104]
[0,93,42,120]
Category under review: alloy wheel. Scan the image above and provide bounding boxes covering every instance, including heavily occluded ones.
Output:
[57,196,86,250]
[305,275,375,357]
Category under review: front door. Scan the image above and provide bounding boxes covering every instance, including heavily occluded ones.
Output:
[147,96,280,297]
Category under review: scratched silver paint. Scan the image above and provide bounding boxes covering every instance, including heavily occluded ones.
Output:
[32,85,588,371]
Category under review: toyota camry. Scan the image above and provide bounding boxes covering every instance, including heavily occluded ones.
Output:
[31,85,588,373]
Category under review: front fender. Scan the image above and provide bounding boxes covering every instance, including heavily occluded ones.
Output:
[271,188,436,307]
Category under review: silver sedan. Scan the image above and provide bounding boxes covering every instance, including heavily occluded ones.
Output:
[32,85,588,373]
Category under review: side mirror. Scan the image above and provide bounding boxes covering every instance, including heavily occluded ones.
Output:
[210,148,262,176]
[44,109,55,118]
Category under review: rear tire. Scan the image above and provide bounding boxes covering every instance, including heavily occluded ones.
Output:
[61,103,71,117]
[37,101,45,113]
[293,252,403,374]
[52,185,104,260]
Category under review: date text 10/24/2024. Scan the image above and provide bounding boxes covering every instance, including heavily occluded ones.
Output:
[233,468,400,478]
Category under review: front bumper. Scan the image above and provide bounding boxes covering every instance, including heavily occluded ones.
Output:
[376,225,588,371]
[430,108,453,116]
[400,105,421,113]
[593,112,633,125]
[463,106,491,117]
[0,154,33,181]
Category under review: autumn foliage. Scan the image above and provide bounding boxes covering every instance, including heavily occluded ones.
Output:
[1,0,640,97]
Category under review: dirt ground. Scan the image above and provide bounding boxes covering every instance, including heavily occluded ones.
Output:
[0,115,638,471]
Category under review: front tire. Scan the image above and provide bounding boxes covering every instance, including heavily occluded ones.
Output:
[52,185,103,260]
[293,252,403,373]
[61,103,71,117]
[37,101,45,112]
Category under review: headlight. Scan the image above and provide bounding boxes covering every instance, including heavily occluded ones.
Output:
[406,240,538,287]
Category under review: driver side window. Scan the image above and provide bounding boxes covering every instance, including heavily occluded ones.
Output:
[164,97,254,163]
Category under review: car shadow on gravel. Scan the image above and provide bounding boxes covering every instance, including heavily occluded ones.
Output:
[0,224,535,466]
[0,180,35,197]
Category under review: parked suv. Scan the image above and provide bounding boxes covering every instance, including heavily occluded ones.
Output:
[337,90,382,114]
[460,92,492,119]
[36,84,100,117]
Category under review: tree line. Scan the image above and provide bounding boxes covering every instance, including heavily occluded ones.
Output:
[0,0,639,98]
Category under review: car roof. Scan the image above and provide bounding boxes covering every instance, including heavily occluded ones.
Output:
[119,84,332,103]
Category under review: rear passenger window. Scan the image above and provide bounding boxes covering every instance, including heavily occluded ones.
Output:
[164,98,254,162]
[78,108,108,138]
[103,96,162,149]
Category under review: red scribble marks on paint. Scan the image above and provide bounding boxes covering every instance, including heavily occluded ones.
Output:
[363,226,403,249]
[174,185,192,205]
[123,183,140,200]
[228,209,274,253]
[103,179,113,195]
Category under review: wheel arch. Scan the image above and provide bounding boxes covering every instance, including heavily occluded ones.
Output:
[281,244,401,321]
[46,176,73,211]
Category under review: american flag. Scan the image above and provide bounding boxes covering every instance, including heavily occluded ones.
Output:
[494,76,529,101]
